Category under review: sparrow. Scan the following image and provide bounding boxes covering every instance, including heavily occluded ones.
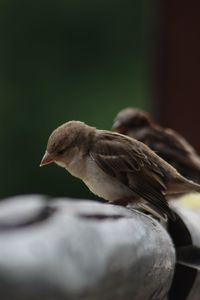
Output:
[40,121,200,220]
[112,108,200,183]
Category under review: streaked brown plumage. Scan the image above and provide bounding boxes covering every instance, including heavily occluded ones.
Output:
[112,108,200,183]
[40,121,200,220]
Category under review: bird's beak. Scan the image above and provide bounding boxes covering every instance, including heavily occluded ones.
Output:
[112,120,121,131]
[40,151,55,167]
[112,120,125,133]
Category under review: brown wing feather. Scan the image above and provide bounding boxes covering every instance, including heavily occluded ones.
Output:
[133,127,200,172]
[90,132,175,220]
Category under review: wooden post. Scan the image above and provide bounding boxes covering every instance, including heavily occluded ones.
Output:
[157,1,200,151]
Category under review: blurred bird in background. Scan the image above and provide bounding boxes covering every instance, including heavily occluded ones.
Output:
[112,108,200,184]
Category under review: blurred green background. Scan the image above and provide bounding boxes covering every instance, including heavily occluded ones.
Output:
[0,0,155,199]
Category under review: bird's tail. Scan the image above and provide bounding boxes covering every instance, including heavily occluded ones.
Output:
[167,175,200,195]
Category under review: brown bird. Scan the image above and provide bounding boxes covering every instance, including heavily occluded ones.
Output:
[40,121,200,220]
[112,108,200,183]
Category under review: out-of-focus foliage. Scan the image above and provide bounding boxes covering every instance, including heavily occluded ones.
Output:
[0,0,154,199]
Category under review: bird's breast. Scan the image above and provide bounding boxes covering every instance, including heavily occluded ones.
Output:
[66,158,86,179]
[83,157,132,201]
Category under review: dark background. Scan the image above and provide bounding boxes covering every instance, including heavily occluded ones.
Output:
[0,0,200,200]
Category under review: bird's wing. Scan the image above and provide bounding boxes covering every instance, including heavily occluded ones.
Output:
[89,132,175,220]
[164,128,200,167]
[137,127,200,170]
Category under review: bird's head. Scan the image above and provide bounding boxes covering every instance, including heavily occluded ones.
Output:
[112,108,154,134]
[40,120,88,167]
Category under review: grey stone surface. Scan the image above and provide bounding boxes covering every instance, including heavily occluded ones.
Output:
[0,195,175,300]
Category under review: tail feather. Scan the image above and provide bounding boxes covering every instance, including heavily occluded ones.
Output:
[167,175,200,196]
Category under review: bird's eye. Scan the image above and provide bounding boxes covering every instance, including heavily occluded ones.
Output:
[57,149,65,155]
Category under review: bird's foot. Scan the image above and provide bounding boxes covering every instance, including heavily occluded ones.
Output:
[112,198,132,207]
